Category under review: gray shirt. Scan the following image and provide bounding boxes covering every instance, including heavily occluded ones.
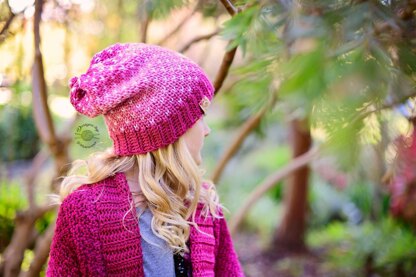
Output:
[136,207,175,277]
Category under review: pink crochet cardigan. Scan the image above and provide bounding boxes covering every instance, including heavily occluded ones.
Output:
[47,172,244,276]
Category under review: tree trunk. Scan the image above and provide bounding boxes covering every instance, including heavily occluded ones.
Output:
[273,119,311,253]
[0,213,37,277]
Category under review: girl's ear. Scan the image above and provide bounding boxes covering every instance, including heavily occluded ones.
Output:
[199,96,210,115]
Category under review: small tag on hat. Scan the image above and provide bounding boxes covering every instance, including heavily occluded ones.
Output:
[199,96,210,114]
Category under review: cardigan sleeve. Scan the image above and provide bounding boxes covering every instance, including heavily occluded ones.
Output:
[46,199,81,277]
[214,209,244,276]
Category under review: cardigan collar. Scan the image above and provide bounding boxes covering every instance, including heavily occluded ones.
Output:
[99,172,216,276]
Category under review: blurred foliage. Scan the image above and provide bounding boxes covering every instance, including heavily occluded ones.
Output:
[220,0,416,170]
[0,179,27,252]
[199,0,222,18]
[0,81,40,161]
[309,178,385,227]
[21,248,46,276]
[214,143,289,239]
[138,0,189,19]
[387,124,416,227]
[308,218,416,276]
[0,106,39,161]
[0,84,40,161]
[21,249,35,272]
[35,209,54,234]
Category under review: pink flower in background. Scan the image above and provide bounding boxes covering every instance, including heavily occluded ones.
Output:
[389,123,416,226]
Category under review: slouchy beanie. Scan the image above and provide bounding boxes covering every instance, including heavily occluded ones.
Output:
[69,43,214,156]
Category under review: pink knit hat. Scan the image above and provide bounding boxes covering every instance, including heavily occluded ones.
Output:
[69,43,214,156]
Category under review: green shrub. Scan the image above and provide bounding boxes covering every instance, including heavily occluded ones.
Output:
[0,179,27,252]
[308,218,416,276]
[0,105,39,161]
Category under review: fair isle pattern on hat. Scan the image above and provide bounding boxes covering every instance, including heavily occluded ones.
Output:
[69,43,214,156]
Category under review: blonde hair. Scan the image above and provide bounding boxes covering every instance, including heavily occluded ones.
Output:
[54,136,221,254]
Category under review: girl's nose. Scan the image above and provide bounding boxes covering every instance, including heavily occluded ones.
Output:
[204,122,211,137]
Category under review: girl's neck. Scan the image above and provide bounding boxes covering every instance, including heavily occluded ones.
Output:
[125,165,139,185]
[124,166,146,209]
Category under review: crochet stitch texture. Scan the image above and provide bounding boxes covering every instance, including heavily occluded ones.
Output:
[47,172,244,276]
[69,43,214,156]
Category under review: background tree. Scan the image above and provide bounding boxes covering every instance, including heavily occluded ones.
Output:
[1,0,416,276]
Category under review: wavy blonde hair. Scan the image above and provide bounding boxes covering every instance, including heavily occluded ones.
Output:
[54,136,221,254]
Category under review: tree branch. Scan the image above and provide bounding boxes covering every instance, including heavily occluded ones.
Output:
[211,94,278,183]
[348,90,416,126]
[212,0,242,95]
[6,115,77,276]
[157,2,200,46]
[211,109,262,183]
[116,0,124,42]
[371,91,416,117]
[229,146,320,236]
[0,1,70,275]
[0,2,23,45]
[22,116,77,275]
[220,0,238,16]
[25,113,78,209]
[179,29,219,53]
[32,0,58,153]
[396,2,416,20]
[0,205,54,276]
[211,108,266,184]
[213,45,238,94]
[140,13,150,43]
[24,220,56,277]
[0,8,15,37]
[25,149,49,209]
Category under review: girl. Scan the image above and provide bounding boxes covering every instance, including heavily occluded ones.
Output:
[47,43,243,276]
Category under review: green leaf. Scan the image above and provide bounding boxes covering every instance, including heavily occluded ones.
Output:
[220,6,258,54]
[138,0,189,19]
[278,45,327,113]
[398,44,416,75]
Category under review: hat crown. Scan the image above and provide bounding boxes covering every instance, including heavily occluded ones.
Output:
[69,43,214,155]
